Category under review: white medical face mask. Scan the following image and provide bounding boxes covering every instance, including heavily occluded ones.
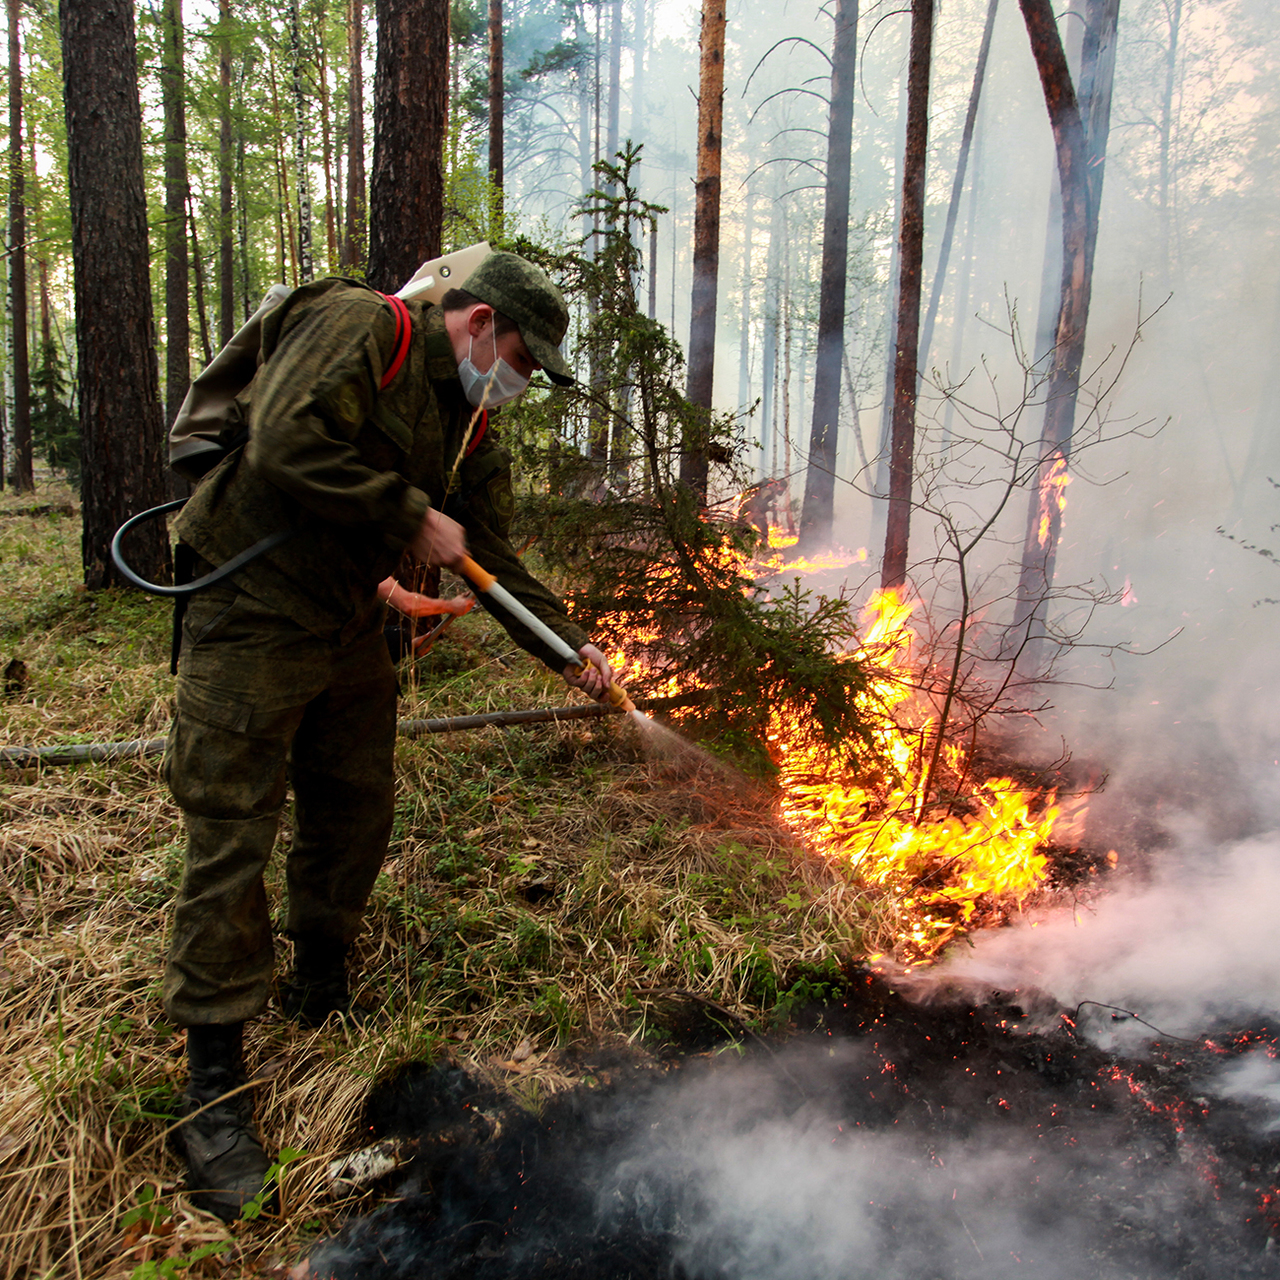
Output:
[458,328,530,408]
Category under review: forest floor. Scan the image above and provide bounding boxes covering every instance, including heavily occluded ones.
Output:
[0,479,882,1280]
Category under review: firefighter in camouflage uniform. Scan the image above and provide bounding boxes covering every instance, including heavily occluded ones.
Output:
[165,252,610,1220]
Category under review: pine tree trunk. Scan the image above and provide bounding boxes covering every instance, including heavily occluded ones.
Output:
[218,0,234,344]
[188,189,212,363]
[8,0,31,491]
[1010,0,1119,668]
[60,0,170,587]
[368,0,448,291]
[161,0,190,434]
[631,0,645,139]
[760,175,782,480]
[268,49,298,283]
[342,0,366,273]
[1158,0,1181,281]
[606,0,621,161]
[681,0,726,500]
[737,182,753,410]
[291,0,313,282]
[315,0,337,268]
[798,0,858,552]
[880,0,934,592]
[488,0,503,232]
[26,131,50,354]
[918,0,996,374]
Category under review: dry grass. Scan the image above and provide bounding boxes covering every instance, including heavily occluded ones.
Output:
[0,481,875,1280]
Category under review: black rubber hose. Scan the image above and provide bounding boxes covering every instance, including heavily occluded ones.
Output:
[0,693,707,769]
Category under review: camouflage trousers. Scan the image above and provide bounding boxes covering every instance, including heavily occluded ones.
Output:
[162,584,397,1026]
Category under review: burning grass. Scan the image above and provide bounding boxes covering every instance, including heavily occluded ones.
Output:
[1,482,909,1279]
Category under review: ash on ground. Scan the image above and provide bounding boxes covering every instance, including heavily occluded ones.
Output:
[303,973,1280,1280]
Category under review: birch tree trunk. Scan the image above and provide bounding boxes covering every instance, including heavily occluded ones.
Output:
[61,0,169,587]
[880,0,934,591]
[368,0,448,291]
[8,0,31,491]
[798,0,858,552]
[291,0,313,282]
[681,0,726,501]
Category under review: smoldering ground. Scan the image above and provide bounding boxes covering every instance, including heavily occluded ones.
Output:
[304,972,1280,1280]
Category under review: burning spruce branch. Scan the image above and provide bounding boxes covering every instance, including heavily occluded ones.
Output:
[534,483,1080,963]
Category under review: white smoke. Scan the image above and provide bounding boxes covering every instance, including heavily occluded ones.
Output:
[590,1040,1254,1280]
[931,828,1280,1046]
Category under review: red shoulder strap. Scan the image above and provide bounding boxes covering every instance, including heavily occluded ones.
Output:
[376,292,412,389]
[465,410,489,457]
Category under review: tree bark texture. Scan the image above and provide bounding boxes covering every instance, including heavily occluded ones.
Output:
[606,0,621,161]
[368,0,448,292]
[681,0,725,500]
[8,0,31,491]
[217,0,234,343]
[161,0,190,435]
[60,0,170,588]
[291,0,313,281]
[798,0,858,552]
[341,0,366,272]
[488,0,503,229]
[880,0,934,591]
[918,0,997,372]
[1010,0,1118,657]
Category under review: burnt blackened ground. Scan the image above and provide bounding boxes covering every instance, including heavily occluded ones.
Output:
[304,973,1280,1280]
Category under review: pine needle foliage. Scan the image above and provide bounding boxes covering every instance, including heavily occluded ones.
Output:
[504,147,875,775]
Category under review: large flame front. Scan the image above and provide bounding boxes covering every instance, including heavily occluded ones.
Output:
[594,520,1063,961]
[774,588,1059,957]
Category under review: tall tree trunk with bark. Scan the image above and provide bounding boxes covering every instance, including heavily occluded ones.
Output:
[161,0,190,436]
[488,0,503,232]
[8,0,31,491]
[880,0,934,591]
[368,0,448,291]
[217,0,234,343]
[631,0,645,139]
[681,0,725,501]
[291,0,313,281]
[314,0,337,268]
[341,0,366,272]
[918,0,997,373]
[1010,0,1119,668]
[61,0,170,588]
[606,0,621,159]
[798,0,858,552]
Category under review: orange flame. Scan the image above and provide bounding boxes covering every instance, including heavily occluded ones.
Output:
[1036,456,1072,550]
[599,524,1064,961]
[772,588,1058,953]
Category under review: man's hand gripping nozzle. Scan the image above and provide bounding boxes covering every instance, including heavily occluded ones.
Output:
[455,554,636,713]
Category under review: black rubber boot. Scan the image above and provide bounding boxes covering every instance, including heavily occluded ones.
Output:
[174,1023,273,1222]
[279,933,371,1027]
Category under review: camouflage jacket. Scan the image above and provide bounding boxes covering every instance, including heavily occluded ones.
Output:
[174,278,587,668]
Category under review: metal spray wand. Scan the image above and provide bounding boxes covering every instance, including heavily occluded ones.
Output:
[455,555,636,714]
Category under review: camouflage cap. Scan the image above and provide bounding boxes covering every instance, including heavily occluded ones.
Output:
[459,251,574,385]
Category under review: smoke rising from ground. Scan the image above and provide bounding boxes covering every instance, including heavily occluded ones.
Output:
[933,827,1280,1045]
[583,1040,1264,1280]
